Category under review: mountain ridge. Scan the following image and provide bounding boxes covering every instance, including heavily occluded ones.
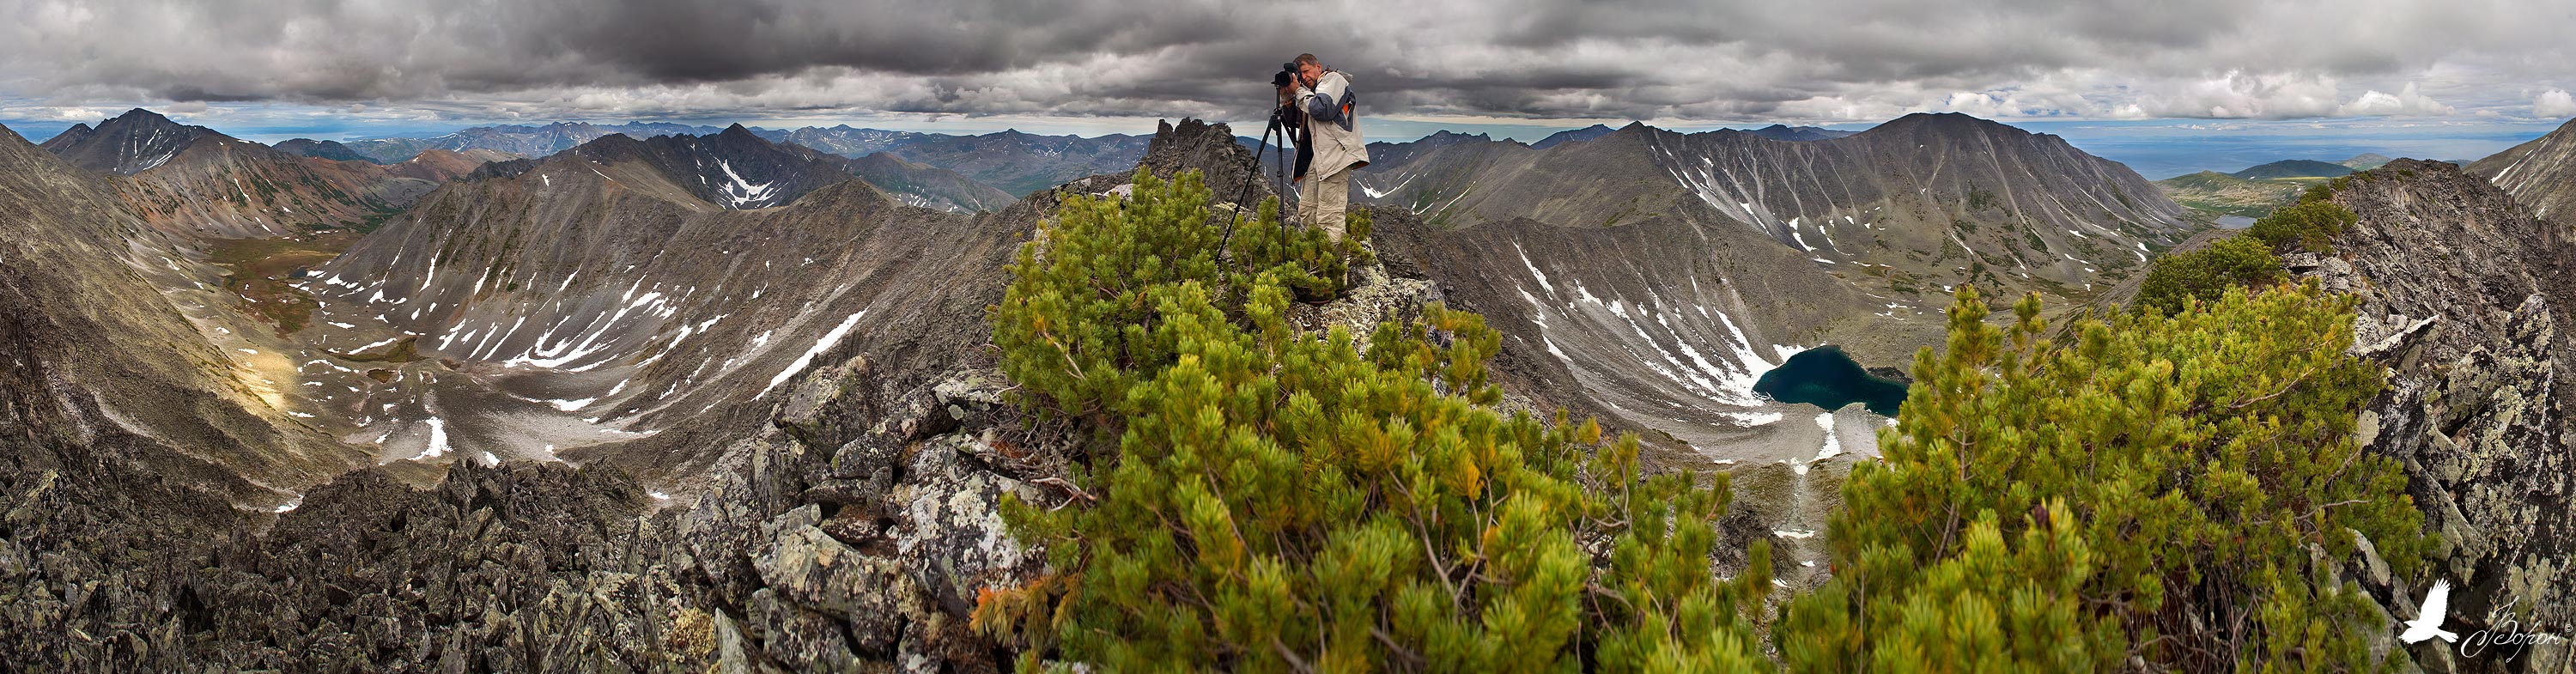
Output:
[343,120,1148,198]
[37,108,500,236]
[2470,115,2576,222]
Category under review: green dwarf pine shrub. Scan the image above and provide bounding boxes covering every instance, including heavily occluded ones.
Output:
[2139,187,2356,316]
[989,171,1368,424]
[2248,201,2360,253]
[978,170,1773,672]
[2134,235,2286,316]
[1774,283,2430,673]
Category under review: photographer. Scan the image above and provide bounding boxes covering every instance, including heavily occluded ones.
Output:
[1279,53,1368,243]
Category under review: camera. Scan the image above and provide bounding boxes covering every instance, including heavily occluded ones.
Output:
[1271,62,1298,88]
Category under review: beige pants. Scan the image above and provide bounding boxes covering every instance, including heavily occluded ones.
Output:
[1302,168,1350,243]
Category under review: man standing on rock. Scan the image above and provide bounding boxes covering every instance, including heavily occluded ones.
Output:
[1285,53,1368,242]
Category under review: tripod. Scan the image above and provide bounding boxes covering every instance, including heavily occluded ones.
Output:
[1219,106,1297,262]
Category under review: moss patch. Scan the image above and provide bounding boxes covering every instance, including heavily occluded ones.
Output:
[208,233,359,337]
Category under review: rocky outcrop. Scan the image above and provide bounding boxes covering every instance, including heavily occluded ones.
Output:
[683,358,1071,672]
[2290,160,2576,672]
[0,345,1078,671]
[1131,117,1278,210]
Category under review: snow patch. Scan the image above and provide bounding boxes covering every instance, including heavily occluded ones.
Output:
[761,311,868,397]
[714,160,778,208]
[416,417,451,460]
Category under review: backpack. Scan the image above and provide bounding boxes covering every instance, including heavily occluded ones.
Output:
[1305,72,1358,131]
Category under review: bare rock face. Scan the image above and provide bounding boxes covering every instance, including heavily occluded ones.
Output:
[2290,160,2576,673]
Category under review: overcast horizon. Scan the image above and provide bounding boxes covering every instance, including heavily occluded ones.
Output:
[9,0,2574,177]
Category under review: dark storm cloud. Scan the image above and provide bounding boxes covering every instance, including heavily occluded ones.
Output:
[3,0,2571,122]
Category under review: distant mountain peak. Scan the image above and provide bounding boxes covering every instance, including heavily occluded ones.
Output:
[1879,111,2007,131]
[1530,124,1619,149]
[113,107,175,124]
[41,106,222,174]
[274,137,374,163]
[556,127,854,209]
[1419,130,1498,148]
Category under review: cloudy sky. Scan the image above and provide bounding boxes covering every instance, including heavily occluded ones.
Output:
[4,0,2573,175]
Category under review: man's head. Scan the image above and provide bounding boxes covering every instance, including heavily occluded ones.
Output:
[1294,53,1322,86]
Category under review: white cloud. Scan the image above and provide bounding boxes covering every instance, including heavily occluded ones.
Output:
[2537,89,2576,118]
[0,0,2568,124]
[2335,82,2455,117]
[2132,71,2342,119]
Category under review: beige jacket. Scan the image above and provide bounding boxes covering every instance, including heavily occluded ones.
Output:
[1294,70,1369,179]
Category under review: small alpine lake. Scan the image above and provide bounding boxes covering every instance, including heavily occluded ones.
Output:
[1753,345,1908,416]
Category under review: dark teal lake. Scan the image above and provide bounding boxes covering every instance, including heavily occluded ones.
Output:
[1752,345,1908,416]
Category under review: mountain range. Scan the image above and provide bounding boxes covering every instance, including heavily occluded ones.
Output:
[17,100,2576,671]
[6,106,2178,527]
[1361,112,2191,460]
[291,123,1044,476]
[322,119,1151,200]
[37,109,483,236]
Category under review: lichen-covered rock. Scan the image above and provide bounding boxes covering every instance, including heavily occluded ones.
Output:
[1287,247,1441,354]
[754,513,922,654]
[746,587,870,673]
[662,365,1065,672]
[2292,160,2576,672]
[779,355,876,452]
[888,432,1048,618]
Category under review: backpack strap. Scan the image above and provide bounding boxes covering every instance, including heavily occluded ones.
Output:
[1334,89,1357,131]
